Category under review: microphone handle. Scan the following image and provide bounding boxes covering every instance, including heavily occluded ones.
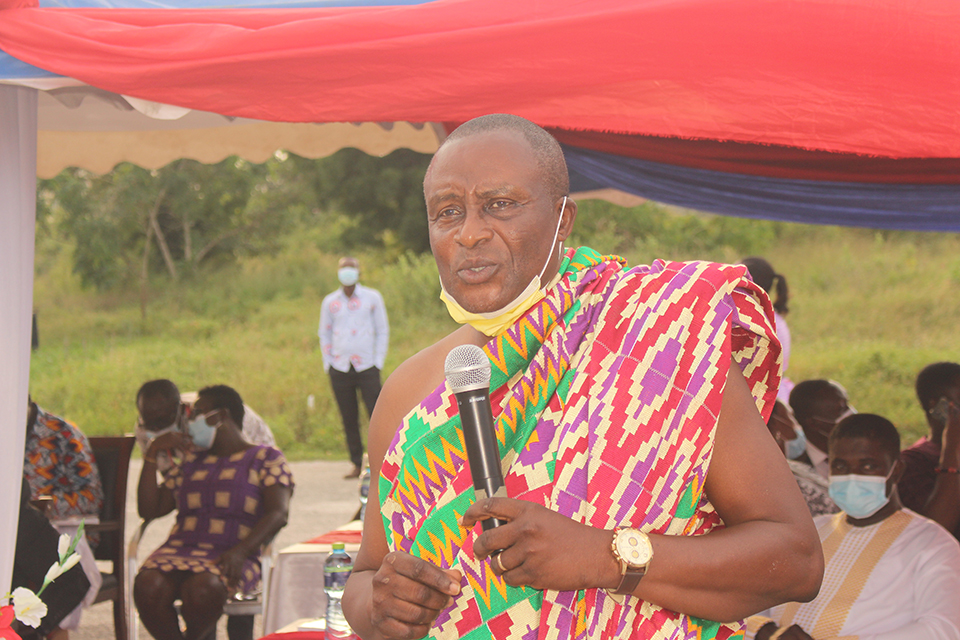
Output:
[455,389,508,531]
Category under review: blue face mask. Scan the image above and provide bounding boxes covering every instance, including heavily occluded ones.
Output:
[338,267,359,287]
[784,424,808,460]
[828,470,892,519]
[187,411,220,451]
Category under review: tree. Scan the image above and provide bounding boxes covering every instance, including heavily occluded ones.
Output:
[36,148,434,294]
[278,148,432,252]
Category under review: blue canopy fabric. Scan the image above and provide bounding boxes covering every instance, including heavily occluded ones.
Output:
[566,145,960,232]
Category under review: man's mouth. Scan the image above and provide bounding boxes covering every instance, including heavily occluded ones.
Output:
[457,262,497,283]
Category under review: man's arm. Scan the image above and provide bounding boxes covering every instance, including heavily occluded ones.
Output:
[915,404,960,533]
[372,290,389,370]
[319,295,333,372]
[137,432,184,520]
[343,330,478,640]
[464,360,824,622]
[217,483,292,589]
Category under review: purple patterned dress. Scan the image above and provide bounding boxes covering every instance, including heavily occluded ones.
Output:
[141,445,293,594]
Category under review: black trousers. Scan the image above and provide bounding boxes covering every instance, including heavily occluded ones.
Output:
[329,365,382,467]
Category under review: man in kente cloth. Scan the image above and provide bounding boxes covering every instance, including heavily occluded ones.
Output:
[342,114,824,640]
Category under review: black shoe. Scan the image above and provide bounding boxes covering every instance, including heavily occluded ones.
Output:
[343,466,361,479]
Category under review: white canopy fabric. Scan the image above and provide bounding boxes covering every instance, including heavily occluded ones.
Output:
[28,84,444,177]
[1,84,37,594]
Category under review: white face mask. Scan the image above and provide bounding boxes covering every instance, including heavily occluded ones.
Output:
[338,267,359,287]
[440,197,567,336]
[829,467,894,519]
[186,410,220,451]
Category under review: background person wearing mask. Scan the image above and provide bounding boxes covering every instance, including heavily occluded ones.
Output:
[748,413,960,640]
[135,379,276,479]
[134,385,293,640]
[898,361,960,540]
[319,256,389,479]
[790,379,856,479]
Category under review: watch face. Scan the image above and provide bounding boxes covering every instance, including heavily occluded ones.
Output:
[616,529,652,568]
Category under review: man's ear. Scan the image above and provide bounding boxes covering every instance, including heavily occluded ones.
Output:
[557,197,577,243]
[890,457,906,486]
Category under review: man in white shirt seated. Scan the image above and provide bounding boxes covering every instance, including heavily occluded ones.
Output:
[748,413,960,640]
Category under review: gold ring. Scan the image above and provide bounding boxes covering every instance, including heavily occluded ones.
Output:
[493,553,506,573]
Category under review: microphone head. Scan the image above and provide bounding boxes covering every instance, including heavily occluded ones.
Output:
[444,344,491,393]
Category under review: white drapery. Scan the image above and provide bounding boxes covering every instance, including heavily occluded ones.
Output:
[0,83,37,592]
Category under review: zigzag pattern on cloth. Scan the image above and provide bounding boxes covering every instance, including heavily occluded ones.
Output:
[380,247,779,640]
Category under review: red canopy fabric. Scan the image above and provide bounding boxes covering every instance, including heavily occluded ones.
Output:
[1,0,959,159]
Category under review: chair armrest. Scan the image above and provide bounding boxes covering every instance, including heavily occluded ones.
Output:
[127,519,153,563]
[127,519,153,640]
[86,521,122,534]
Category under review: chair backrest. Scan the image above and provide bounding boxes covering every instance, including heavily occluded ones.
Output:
[89,436,136,563]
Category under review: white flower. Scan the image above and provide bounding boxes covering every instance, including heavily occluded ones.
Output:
[41,552,80,590]
[60,552,81,574]
[12,587,47,628]
[43,562,64,586]
[57,533,72,561]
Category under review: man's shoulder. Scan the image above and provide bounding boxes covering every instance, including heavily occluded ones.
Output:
[616,259,749,294]
[375,327,477,431]
[888,510,960,571]
[901,508,959,542]
[899,438,939,476]
[902,436,939,461]
[36,408,85,439]
[357,284,384,301]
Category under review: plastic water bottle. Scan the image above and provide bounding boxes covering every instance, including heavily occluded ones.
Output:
[324,542,353,639]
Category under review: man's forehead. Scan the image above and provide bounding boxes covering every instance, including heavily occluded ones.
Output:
[139,394,177,417]
[830,436,892,463]
[818,385,847,405]
[426,130,544,194]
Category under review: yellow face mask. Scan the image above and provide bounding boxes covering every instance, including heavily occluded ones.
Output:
[439,198,566,337]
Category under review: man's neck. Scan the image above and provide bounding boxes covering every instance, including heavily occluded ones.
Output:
[807,430,829,455]
[342,284,357,298]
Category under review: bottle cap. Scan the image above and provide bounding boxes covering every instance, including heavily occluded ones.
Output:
[332,542,345,550]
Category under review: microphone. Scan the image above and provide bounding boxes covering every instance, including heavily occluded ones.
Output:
[445,344,507,531]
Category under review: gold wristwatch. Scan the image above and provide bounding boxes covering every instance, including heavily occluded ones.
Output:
[609,527,653,595]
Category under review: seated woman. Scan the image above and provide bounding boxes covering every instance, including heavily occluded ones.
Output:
[134,384,293,640]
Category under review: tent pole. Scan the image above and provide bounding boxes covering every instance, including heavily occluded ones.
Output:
[0,84,37,593]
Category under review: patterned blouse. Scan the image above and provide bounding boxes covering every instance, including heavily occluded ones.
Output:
[141,445,293,594]
[24,406,104,522]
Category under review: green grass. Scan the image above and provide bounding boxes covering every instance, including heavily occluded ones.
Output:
[28,207,960,457]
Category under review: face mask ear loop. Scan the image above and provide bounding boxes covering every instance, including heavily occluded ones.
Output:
[537,196,567,283]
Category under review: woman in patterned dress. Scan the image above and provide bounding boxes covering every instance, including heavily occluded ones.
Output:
[134,385,293,640]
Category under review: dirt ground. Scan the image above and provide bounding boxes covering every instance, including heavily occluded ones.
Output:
[72,458,363,640]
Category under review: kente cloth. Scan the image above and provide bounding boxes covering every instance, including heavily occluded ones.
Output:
[24,406,104,524]
[749,509,960,640]
[141,445,294,595]
[379,246,781,640]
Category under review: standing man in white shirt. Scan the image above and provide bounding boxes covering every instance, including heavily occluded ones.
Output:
[319,256,390,479]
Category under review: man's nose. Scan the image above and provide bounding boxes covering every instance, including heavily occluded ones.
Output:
[456,206,493,247]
